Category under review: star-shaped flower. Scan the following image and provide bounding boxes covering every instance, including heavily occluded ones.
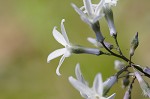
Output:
[47,19,72,76]
[71,0,118,26]
[71,0,105,25]
[69,64,116,99]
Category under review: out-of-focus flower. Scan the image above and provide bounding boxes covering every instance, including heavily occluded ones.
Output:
[47,19,72,76]
[114,60,125,71]
[69,64,116,99]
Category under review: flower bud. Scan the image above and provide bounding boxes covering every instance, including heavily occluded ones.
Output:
[103,75,117,95]
[114,60,125,71]
[134,71,150,97]
[143,67,150,75]
[130,32,139,56]
[122,75,130,88]
[123,89,131,99]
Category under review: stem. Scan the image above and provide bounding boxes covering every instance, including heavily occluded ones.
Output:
[129,55,132,66]
[114,35,123,56]
[132,64,150,78]
[128,76,136,99]
[115,65,130,78]
[101,41,130,62]
[101,41,150,78]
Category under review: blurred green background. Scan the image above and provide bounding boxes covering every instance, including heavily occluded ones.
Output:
[0,0,150,99]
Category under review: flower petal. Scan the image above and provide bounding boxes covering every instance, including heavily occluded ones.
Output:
[87,37,98,47]
[56,55,66,76]
[95,0,105,15]
[69,76,93,97]
[61,19,70,44]
[75,63,87,85]
[47,48,66,63]
[107,93,116,99]
[71,3,91,25]
[93,73,103,96]
[83,0,94,16]
[53,26,67,46]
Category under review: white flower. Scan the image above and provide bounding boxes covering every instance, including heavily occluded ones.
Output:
[47,19,72,76]
[69,64,116,99]
[71,0,105,25]
[71,0,118,25]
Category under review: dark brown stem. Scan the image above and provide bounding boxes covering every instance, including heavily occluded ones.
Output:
[114,34,123,56]
[132,64,150,78]
[101,41,130,62]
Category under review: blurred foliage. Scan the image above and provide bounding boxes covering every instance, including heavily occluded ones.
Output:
[0,0,150,99]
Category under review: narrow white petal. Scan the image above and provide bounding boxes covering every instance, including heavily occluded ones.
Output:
[87,37,97,45]
[107,93,116,99]
[56,55,66,76]
[71,3,86,17]
[75,63,82,80]
[75,63,87,85]
[80,16,91,25]
[47,48,66,63]
[71,3,90,25]
[83,0,94,16]
[61,19,70,44]
[69,77,93,97]
[95,0,105,15]
[93,73,103,96]
[53,26,67,46]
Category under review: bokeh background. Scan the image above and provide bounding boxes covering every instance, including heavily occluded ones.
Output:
[0,0,150,99]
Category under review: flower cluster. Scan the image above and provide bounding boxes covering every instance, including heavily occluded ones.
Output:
[47,0,150,99]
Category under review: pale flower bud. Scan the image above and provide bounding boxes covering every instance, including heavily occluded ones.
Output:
[123,89,131,99]
[130,32,139,56]
[122,75,130,88]
[143,67,150,75]
[103,75,117,95]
